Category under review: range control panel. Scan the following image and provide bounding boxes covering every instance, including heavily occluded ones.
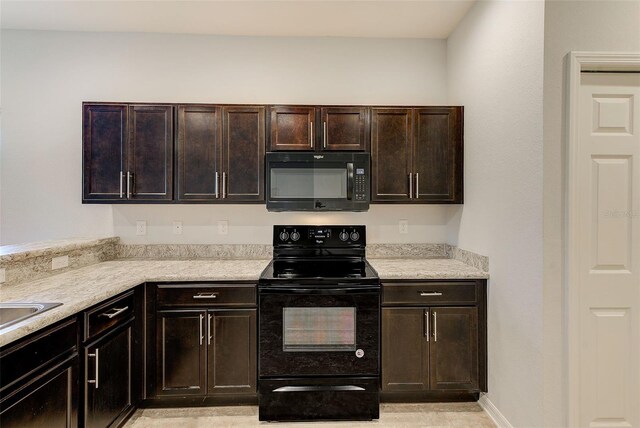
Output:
[274,225,366,246]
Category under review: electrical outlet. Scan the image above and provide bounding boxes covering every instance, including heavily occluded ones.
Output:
[399,220,409,234]
[136,220,147,236]
[218,220,229,235]
[0,268,5,284]
[51,255,69,270]
[173,221,183,235]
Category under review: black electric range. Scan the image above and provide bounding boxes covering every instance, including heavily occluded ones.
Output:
[257,225,381,422]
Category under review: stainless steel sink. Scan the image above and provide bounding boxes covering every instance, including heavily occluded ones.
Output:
[0,302,63,330]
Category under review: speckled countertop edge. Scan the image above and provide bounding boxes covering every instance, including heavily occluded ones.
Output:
[0,256,488,347]
[0,237,119,262]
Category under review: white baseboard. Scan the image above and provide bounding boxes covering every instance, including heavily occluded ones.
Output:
[479,393,513,428]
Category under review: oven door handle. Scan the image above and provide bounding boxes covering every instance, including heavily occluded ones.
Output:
[259,286,380,294]
[272,385,366,393]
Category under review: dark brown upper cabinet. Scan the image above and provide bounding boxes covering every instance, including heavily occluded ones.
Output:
[177,105,265,202]
[83,103,174,203]
[270,106,368,152]
[177,105,222,201]
[269,106,316,151]
[222,106,266,201]
[371,107,463,204]
[320,107,368,151]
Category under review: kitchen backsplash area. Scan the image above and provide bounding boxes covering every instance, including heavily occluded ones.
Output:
[0,238,488,288]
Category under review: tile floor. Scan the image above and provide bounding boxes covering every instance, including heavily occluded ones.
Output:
[123,403,496,427]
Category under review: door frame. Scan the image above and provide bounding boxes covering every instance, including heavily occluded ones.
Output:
[565,51,640,427]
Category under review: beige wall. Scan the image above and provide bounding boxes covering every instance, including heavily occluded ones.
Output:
[0,30,449,245]
[447,1,545,426]
[543,1,640,426]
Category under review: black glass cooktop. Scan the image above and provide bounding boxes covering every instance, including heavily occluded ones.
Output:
[260,259,379,283]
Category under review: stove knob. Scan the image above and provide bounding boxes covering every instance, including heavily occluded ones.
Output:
[290,231,300,241]
[279,231,289,241]
[350,231,360,241]
[339,231,349,241]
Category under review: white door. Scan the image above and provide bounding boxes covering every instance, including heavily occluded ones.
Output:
[577,72,640,428]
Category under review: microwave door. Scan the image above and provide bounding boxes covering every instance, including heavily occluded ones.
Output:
[270,164,347,201]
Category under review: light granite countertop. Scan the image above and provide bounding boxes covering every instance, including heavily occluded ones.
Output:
[368,258,489,280]
[0,259,271,347]
[0,257,488,347]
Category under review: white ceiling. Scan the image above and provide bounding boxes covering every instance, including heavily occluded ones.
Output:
[0,1,476,39]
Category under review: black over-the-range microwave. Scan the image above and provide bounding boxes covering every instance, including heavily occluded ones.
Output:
[265,152,370,211]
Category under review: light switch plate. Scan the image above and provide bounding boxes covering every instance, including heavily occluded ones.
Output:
[173,221,183,235]
[52,255,69,270]
[136,220,147,236]
[218,220,229,235]
[399,220,409,234]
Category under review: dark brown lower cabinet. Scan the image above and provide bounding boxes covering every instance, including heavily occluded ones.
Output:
[84,323,133,427]
[381,280,486,400]
[0,319,79,428]
[155,306,257,400]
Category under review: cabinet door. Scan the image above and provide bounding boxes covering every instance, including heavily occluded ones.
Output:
[222,106,266,201]
[85,325,132,428]
[83,103,128,201]
[269,106,316,151]
[371,108,413,201]
[207,309,256,395]
[413,107,463,203]
[429,307,479,391]
[320,107,368,151]
[128,105,174,200]
[176,105,221,201]
[0,357,78,428]
[381,308,429,392]
[157,310,206,396]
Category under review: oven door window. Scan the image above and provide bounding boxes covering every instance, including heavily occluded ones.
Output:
[283,307,356,352]
[270,168,347,199]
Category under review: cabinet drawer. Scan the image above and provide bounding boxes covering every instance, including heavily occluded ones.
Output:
[84,291,135,340]
[382,282,477,305]
[0,318,77,391]
[156,284,256,307]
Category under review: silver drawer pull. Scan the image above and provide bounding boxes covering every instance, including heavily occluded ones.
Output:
[273,385,365,393]
[100,306,128,319]
[193,292,218,299]
[420,292,443,297]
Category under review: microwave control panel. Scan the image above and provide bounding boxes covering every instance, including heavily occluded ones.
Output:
[354,167,367,201]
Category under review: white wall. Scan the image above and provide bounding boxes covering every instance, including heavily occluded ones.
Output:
[0,30,451,245]
[447,1,544,426]
[543,2,640,427]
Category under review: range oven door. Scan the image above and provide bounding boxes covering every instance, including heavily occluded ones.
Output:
[265,152,370,211]
[258,286,380,377]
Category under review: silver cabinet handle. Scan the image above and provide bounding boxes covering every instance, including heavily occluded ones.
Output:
[207,313,213,345]
[309,121,314,148]
[424,310,430,340]
[323,121,327,148]
[193,292,218,299]
[433,311,437,342]
[88,349,99,389]
[215,171,219,199]
[99,306,128,319]
[415,172,419,198]
[420,292,443,297]
[126,171,132,199]
[199,313,204,346]
[119,171,124,198]
[222,172,227,199]
[408,173,413,199]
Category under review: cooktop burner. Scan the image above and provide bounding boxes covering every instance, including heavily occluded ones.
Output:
[269,260,372,279]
